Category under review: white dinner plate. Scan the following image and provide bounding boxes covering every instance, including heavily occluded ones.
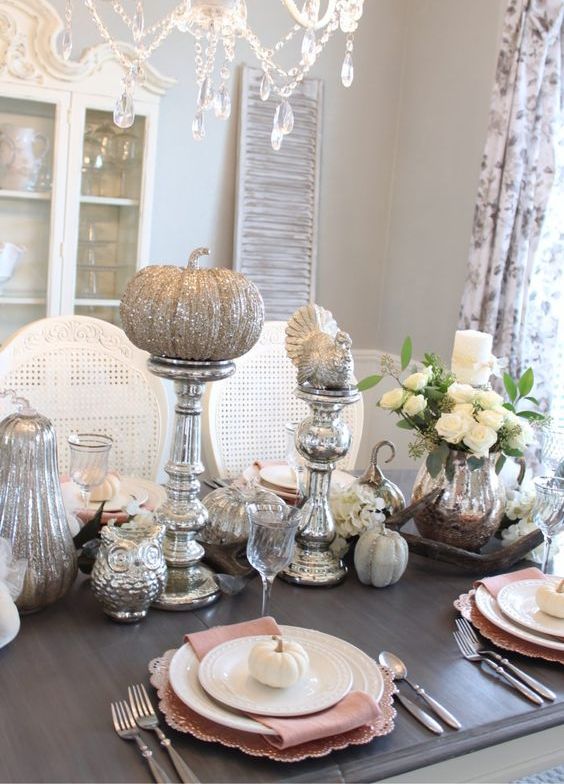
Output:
[497,579,564,640]
[249,465,355,494]
[168,625,384,735]
[474,585,564,651]
[198,634,353,717]
[61,476,151,512]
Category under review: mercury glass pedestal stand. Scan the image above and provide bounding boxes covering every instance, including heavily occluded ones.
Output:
[148,356,235,610]
[281,383,360,586]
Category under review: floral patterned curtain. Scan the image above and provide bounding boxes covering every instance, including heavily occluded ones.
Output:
[459,0,564,413]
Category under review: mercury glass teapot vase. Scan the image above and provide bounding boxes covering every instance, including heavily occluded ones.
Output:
[0,391,77,613]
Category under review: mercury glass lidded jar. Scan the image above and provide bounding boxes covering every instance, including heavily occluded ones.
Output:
[0,407,77,613]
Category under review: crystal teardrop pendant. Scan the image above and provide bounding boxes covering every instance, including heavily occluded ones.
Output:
[214,85,231,120]
[114,91,135,128]
[301,29,317,66]
[341,52,354,87]
[259,72,271,102]
[133,2,145,40]
[57,29,72,61]
[271,125,283,151]
[197,78,213,110]
[192,111,205,141]
[279,101,294,135]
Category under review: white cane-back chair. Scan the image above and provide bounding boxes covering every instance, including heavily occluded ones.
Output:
[202,321,364,479]
[0,316,168,479]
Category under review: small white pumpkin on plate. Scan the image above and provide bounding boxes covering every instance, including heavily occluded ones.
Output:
[90,473,121,503]
[536,579,564,619]
[248,636,309,688]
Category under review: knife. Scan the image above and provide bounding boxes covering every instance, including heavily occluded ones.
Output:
[396,692,444,734]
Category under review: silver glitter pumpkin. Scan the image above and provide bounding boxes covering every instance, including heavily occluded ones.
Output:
[91,519,167,622]
[356,441,406,516]
[120,247,264,361]
[0,407,77,613]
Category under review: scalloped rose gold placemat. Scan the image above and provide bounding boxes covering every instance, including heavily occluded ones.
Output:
[149,649,396,762]
[454,591,564,665]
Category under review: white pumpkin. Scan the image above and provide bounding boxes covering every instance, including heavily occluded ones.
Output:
[536,579,564,619]
[354,524,408,587]
[248,636,309,688]
[90,473,121,503]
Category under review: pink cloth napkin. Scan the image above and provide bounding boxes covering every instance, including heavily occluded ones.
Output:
[474,567,545,598]
[185,617,381,750]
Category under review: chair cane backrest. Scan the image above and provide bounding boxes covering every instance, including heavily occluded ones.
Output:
[203,321,364,478]
[0,316,168,480]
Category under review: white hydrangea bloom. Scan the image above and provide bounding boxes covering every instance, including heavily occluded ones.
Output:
[330,483,387,539]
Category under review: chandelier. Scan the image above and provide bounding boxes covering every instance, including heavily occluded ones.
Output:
[61,0,365,149]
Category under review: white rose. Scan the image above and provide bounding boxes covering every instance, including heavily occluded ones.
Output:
[477,408,505,431]
[380,387,409,410]
[452,403,475,419]
[447,382,477,404]
[475,390,504,409]
[403,372,428,392]
[506,415,534,451]
[435,412,471,444]
[462,423,498,457]
[403,394,427,417]
[422,365,434,381]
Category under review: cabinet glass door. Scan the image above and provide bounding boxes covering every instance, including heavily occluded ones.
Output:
[74,109,145,326]
[0,97,56,343]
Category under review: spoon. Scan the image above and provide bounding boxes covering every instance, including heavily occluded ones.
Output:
[379,651,461,730]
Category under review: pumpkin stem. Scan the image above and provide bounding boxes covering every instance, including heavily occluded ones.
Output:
[557,579,564,594]
[274,636,285,653]
[188,247,210,269]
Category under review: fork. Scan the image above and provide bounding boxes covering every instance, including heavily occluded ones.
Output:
[452,631,544,705]
[455,618,556,701]
[111,700,173,784]
[129,683,200,784]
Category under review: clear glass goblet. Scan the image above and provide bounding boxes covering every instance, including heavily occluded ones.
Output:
[532,476,564,573]
[246,503,301,616]
[68,433,113,509]
[540,425,564,476]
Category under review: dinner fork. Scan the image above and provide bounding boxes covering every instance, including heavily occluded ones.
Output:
[455,618,556,701]
[111,700,173,784]
[129,683,200,784]
[452,631,544,705]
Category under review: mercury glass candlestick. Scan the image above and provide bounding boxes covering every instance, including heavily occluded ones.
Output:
[148,356,235,610]
[281,384,360,586]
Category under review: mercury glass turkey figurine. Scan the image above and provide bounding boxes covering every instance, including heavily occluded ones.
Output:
[356,441,406,516]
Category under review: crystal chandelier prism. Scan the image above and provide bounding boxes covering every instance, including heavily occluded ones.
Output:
[61,0,365,150]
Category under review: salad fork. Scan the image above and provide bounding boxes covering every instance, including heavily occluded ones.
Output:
[129,683,200,784]
[455,618,556,701]
[111,700,173,784]
[452,631,543,705]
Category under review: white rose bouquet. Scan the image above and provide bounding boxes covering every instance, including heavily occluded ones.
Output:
[360,338,546,478]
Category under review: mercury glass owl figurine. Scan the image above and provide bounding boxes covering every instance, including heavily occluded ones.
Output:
[91,518,167,622]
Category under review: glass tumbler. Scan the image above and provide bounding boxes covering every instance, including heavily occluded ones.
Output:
[68,433,113,509]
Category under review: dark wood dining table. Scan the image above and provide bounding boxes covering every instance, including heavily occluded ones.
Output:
[1,472,563,783]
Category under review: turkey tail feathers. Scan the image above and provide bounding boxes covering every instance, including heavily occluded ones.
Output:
[285,304,337,367]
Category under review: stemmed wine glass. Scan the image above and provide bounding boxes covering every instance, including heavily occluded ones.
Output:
[285,421,306,503]
[532,476,564,573]
[68,433,113,509]
[246,503,301,616]
[540,425,564,476]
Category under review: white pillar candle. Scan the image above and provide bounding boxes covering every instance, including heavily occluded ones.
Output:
[451,329,494,386]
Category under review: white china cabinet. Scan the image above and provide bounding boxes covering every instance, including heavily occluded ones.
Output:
[0,0,173,344]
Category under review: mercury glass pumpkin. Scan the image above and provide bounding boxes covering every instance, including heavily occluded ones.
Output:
[356,440,406,516]
[200,484,284,546]
[120,247,264,361]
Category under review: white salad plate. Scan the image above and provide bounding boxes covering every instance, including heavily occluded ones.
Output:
[198,634,353,717]
[255,465,355,493]
[61,476,150,512]
[168,625,384,735]
[475,585,564,651]
[497,579,564,640]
